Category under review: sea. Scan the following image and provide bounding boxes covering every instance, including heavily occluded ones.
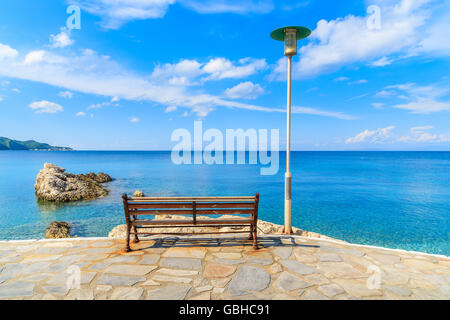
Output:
[0,151,448,256]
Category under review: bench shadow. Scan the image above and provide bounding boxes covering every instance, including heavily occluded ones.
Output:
[129,235,320,251]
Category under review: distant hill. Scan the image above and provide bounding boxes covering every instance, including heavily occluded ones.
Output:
[0,137,73,151]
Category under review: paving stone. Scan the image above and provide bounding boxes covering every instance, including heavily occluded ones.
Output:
[156,268,198,277]
[91,241,115,248]
[0,281,35,298]
[43,285,69,296]
[404,259,438,271]
[196,285,213,293]
[152,275,193,284]
[294,252,318,264]
[140,279,160,286]
[317,262,366,279]
[35,247,68,254]
[368,252,401,265]
[162,247,207,259]
[214,259,245,265]
[85,248,117,255]
[304,274,331,285]
[384,285,412,297]
[105,255,140,263]
[247,257,273,266]
[189,292,211,300]
[268,263,283,274]
[22,254,63,262]
[160,258,202,271]
[279,260,318,275]
[110,287,144,300]
[301,289,328,300]
[273,247,293,259]
[139,254,160,265]
[47,271,96,286]
[316,253,343,262]
[104,264,157,276]
[320,246,365,257]
[204,263,237,278]
[20,261,52,275]
[333,279,383,298]
[89,262,113,271]
[211,278,231,288]
[318,283,345,298]
[212,287,226,294]
[213,252,242,259]
[228,266,271,296]
[2,263,25,276]
[46,261,75,273]
[275,272,312,292]
[97,275,146,286]
[146,284,192,300]
[67,289,95,300]
[439,285,450,296]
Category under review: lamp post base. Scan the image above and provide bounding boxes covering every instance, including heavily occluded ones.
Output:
[284,173,292,234]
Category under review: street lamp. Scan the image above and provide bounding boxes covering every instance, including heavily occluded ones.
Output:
[271,26,311,234]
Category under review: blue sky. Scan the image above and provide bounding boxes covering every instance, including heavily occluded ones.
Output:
[0,0,449,150]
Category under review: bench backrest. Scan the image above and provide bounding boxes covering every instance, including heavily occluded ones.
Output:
[122,194,259,222]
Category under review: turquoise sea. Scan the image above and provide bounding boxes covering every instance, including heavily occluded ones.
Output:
[0,151,448,255]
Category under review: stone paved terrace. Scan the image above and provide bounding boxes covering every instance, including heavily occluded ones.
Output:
[0,235,449,300]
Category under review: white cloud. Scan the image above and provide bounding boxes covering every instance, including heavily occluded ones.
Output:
[12,88,20,93]
[50,28,74,48]
[180,0,273,14]
[70,0,273,29]
[150,57,267,85]
[346,126,395,144]
[349,79,368,85]
[224,81,264,100]
[0,42,354,119]
[371,56,394,66]
[383,82,450,113]
[0,44,18,60]
[76,111,87,116]
[372,102,384,109]
[203,58,267,80]
[29,100,63,114]
[272,0,447,79]
[130,117,140,123]
[334,76,350,82]
[165,106,177,112]
[398,125,450,143]
[58,91,74,98]
[0,96,3,102]
[24,51,46,65]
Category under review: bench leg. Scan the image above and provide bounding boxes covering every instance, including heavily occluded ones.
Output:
[252,225,258,250]
[125,224,132,252]
[248,226,253,240]
[133,225,140,244]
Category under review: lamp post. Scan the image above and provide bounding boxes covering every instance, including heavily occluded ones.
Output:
[271,26,311,234]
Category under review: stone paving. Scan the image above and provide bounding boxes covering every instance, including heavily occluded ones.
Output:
[0,235,449,300]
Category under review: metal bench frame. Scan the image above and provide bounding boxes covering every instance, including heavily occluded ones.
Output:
[122,194,260,251]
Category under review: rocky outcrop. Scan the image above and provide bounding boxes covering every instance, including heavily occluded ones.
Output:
[45,221,71,239]
[108,214,343,242]
[133,190,145,197]
[35,163,113,202]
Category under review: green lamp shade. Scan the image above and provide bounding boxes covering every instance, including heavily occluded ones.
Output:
[270,26,311,41]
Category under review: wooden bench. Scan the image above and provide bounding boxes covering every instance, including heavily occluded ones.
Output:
[121,194,259,251]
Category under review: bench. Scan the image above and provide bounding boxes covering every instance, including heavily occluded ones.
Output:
[121,194,259,251]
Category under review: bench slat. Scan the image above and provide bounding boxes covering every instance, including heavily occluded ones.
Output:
[129,209,254,216]
[127,203,255,209]
[132,219,253,226]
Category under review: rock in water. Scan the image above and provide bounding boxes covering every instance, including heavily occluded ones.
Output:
[133,190,145,197]
[46,221,71,239]
[35,163,113,202]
